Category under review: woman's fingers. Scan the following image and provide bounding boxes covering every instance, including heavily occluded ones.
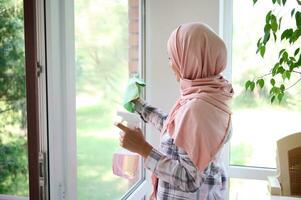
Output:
[134,126,141,131]
[115,122,146,154]
[114,122,130,133]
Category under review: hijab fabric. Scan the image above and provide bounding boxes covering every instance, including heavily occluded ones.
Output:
[150,22,233,200]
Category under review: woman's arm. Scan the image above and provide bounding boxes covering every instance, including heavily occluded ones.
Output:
[144,147,202,192]
[134,99,168,133]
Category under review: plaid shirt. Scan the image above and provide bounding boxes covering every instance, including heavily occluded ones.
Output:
[135,100,230,200]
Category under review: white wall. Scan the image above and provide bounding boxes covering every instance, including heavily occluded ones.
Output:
[145,0,222,147]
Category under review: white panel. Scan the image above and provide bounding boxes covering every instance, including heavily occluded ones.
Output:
[45,0,76,199]
[45,0,65,198]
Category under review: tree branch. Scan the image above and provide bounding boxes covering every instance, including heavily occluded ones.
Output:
[253,72,272,81]
[285,77,301,91]
[0,107,15,114]
[292,70,301,74]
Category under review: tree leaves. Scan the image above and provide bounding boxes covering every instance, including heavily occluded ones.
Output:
[245,80,255,91]
[291,8,296,17]
[256,79,265,88]
[257,42,266,57]
[0,1,28,194]
[271,18,278,32]
[249,0,301,103]
[270,78,276,86]
[257,11,280,57]
[294,48,300,56]
[269,84,285,103]
[296,11,301,28]
[281,28,293,40]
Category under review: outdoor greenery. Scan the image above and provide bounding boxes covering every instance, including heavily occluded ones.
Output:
[246,0,301,103]
[230,143,253,166]
[0,0,28,196]
[75,0,130,199]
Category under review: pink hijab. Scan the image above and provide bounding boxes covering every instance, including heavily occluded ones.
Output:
[150,22,233,199]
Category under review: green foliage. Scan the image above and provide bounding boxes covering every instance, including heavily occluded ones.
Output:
[0,0,25,103]
[230,143,253,165]
[77,105,126,199]
[247,0,301,103]
[75,0,128,103]
[75,0,131,199]
[0,137,28,195]
[0,0,28,195]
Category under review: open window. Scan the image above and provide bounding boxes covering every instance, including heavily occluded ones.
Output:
[45,0,148,199]
[222,0,301,199]
[75,0,147,199]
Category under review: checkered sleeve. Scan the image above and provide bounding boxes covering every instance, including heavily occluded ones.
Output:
[134,99,168,132]
[144,147,202,192]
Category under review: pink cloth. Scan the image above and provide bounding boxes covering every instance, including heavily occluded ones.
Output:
[150,22,233,199]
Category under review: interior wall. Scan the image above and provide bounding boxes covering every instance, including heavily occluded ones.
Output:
[145,0,222,147]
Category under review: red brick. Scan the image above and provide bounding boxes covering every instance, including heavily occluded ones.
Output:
[128,0,139,7]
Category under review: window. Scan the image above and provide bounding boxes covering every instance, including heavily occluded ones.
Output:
[0,0,29,197]
[75,0,146,199]
[221,1,301,198]
[230,0,301,170]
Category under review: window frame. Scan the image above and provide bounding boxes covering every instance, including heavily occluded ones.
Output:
[0,0,48,198]
[45,0,77,199]
[45,0,149,199]
[24,0,41,199]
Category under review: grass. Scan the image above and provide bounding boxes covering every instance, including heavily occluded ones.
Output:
[77,102,133,200]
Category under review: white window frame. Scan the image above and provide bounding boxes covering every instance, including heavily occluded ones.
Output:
[220,0,277,186]
[45,0,77,199]
[44,0,149,199]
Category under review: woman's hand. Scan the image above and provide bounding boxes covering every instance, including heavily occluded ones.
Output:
[114,122,153,158]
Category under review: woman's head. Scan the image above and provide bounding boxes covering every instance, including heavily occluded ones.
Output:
[167,22,227,81]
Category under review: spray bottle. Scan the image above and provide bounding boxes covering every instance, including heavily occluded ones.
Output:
[112,111,141,180]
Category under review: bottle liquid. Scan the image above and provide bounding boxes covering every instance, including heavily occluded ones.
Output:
[112,111,140,180]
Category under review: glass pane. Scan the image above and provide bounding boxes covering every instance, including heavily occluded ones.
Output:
[0,0,29,197]
[229,178,270,200]
[231,0,301,168]
[75,0,143,199]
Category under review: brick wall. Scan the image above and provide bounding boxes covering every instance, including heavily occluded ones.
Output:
[128,0,139,75]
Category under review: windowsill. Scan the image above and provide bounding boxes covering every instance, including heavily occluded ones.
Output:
[270,196,301,200]
[229,178,301,200]
[0,195,28,200]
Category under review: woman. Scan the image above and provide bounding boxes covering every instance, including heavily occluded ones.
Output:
[115,22,233,200]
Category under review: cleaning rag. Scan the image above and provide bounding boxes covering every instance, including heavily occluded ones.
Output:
[123,76,145,113]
